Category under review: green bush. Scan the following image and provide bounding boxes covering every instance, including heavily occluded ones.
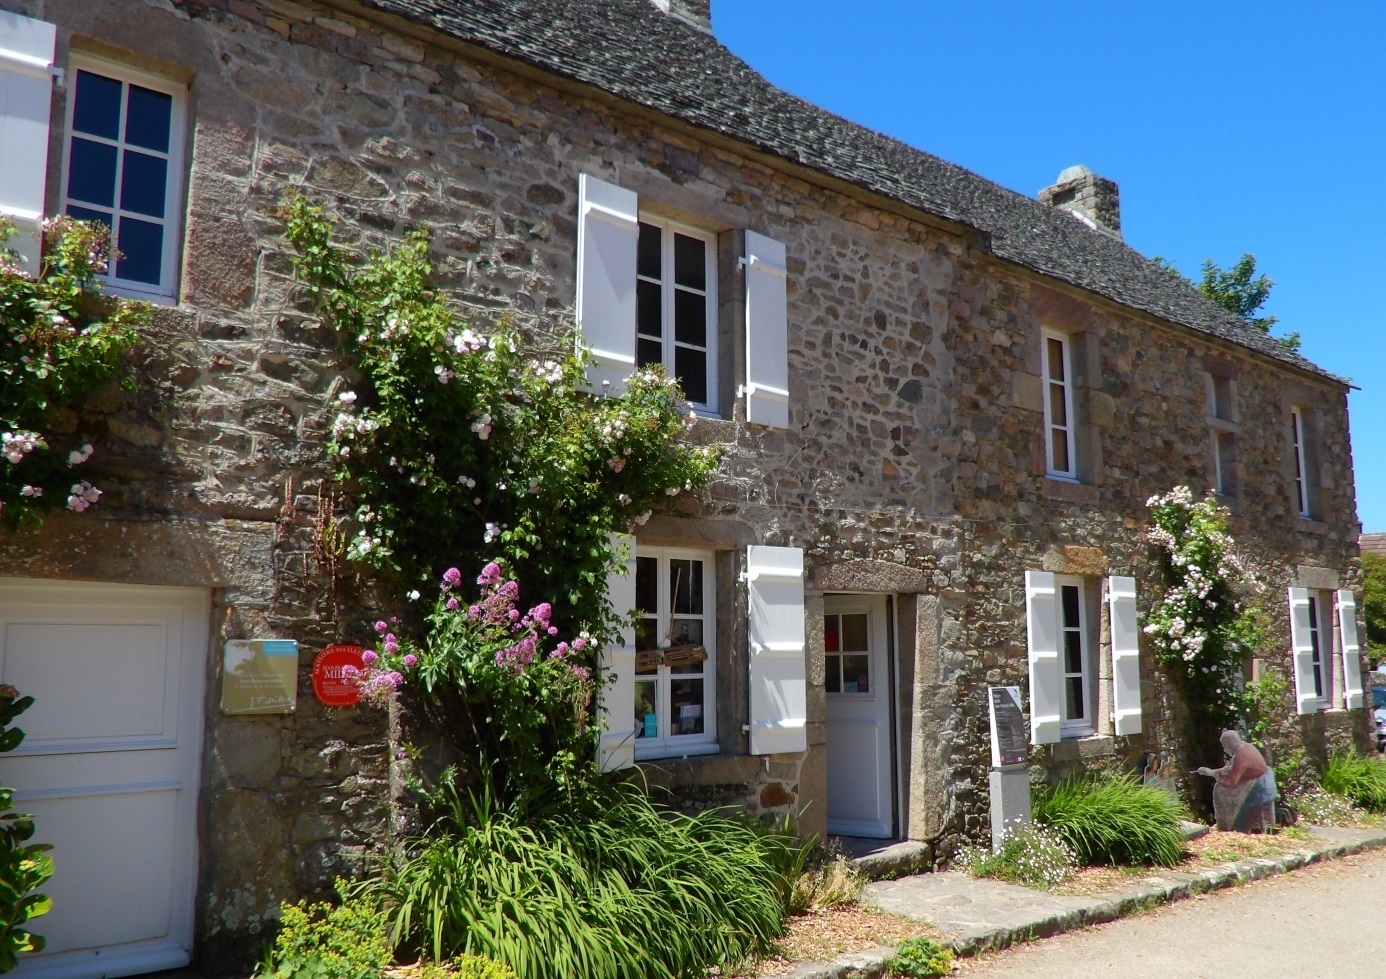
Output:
[1032,775,1187,867]
[0,687,53,973]
[419,956,518,979]
[888,936,954,977]
[1321,754,1386,812]
[958,820,1077,889]
[360,784,791,979]
[256,887,391,979]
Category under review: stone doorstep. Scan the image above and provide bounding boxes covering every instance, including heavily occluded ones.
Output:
[783,825,1386,979]
[837,837,932,880]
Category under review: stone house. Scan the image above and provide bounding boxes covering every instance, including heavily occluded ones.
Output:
[0,0,1368,973]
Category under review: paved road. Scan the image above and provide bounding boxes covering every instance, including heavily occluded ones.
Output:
[960,847,1386,977]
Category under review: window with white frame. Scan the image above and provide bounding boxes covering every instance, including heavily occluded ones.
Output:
[1306,591,1329,703]
[1056,576,1092,734]
[1290,406,1311,518]
[633,547,717,758]
[1206,373,1238,497]
[823,608,871,694]
[60,60,186,300]
[636,218,717,411]
[1042,331,1077,479]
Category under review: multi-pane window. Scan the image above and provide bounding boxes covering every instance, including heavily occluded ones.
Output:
[823,610,871,694]
[1206,373,1238,497]
[1042,331,1077,479]
[633,548,717,758]
[1306,592,1326,701]
[636,218,717,411]
[1057,578,1090,732]
[1290,406,1311,518]
[61,62,184,299]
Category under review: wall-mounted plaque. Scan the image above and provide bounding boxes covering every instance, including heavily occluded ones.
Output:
[221,639,299,715]
[988,686,1028,768]
[313,644,364,707]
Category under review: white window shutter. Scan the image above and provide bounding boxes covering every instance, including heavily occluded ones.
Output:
[1337,589,1365,711]
[747,544,805,755]
[575,173,638,395]
[743,230,790,429]
[1288,587,1321,715]
[1107,575,1142,736]
[1025,570,1062,744]
[597,533,637,770]
[0,12,57,274]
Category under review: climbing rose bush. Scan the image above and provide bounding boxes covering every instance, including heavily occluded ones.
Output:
[0,217,141,528]
[1144,486,1265,730]
[352,562,598,804]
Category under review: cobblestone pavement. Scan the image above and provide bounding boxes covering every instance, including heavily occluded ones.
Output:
[957,846,1386,977]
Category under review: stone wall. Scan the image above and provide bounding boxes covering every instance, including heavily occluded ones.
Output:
[0,0,1366,967]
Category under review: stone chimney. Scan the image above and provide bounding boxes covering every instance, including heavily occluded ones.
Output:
[1039,165,1121,239]
[651,0,712,32]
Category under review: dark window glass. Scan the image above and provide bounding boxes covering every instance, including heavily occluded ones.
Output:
[125,85,173,152]
[824,615,839,653]
[65,204,112,230]
[842,613,868,651]
[637,338,663,370]
[670,678,704,735]
[841,654,870,693]
[115,217,163,284]
[674,290,706,346]
[67,138,118,207]
[825,658,841,693]
[674,347,707,404]
[669,619,703,657]
[635,621,658,664]
[1061,585,1081,629]
[637,222,662,280]
[1046,336,1066,382]
[636,556,658,615]
[1051,428,1070,472]
[673,233,706,290]
[1066,677,1085,720]
[72,70,121,139]
[1048,381,1067,427]
[637,279,662,340]
[669,559,702,615]
[1064,632,1083,675]
[119,152,168,218]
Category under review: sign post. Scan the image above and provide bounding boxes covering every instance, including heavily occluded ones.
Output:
[987,685,1031,852]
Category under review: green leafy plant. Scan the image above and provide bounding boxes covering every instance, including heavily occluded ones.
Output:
[1321,753,1386,812]
[1363,553,1386,658]
[888,935,954,977]
[358,783,791,979]
[957,820,1077,890]
[1031,775,1188,867]
[0,217,142,528]
[0,687,53,973]
[282,196,716,634]
[256,885,391,979]
[418,958,518,979]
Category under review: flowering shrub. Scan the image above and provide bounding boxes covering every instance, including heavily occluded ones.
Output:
[1144,487,1264,734]
[283,198,716,638]
[0,218,142,528]
[958,818,1077,889]
[353,563,597,805]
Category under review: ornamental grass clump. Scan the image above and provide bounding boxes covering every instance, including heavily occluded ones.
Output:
[958,820,1076,890]
[1031,774,1188,867]
[1321,753,1386,812]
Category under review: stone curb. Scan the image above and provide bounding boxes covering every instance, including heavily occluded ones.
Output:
[784,827,1386,979]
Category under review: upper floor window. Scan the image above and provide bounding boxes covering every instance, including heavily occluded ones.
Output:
[1042,330,1077,480]
[1290,406,1311,518]
[637,218,717,411]
[1205,372,1238,497]
[61,61,186,301]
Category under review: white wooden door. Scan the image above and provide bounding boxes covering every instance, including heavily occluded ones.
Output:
[824,595,894,838]
[0,580,209,979]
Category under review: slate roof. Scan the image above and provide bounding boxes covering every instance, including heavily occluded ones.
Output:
[365,0,1341,384]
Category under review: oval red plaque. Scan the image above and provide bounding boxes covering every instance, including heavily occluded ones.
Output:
[313,644,365,707]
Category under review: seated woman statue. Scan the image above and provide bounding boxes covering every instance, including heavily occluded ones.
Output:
[1197,730,1277,833]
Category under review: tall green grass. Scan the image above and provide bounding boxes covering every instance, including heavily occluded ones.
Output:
[1032,775,1188,867]
[1321,753,1386,812]
[357,782,794,979]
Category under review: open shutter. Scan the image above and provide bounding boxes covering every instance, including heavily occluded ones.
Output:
[743,230,790,429]
[747,544,805,755]
[598,533,637,770]
[1025,570,1062,744]
[1107,576,1142,736]
[576,173,638,394]
[0,12,57,274]
[1288,587,1321,715]
[1338,589,1365,711]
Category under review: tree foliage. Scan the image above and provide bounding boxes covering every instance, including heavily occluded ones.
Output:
[1363,552,1386,656]
[1151,252,1300,351]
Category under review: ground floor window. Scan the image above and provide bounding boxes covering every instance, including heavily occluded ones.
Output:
[1056,576,1093,736]
[633,546,717,759]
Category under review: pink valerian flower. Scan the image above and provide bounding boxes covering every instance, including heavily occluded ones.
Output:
[402,653,418,669]
[477,562,502,585]
[569,665,591,682]
[383,634,399,655]
[446,597,460,610]
[361,649,380,666]
[374,620,389,634]
[442,567,463,588]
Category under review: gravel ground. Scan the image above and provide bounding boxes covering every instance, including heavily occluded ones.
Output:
[959,846,1386,977]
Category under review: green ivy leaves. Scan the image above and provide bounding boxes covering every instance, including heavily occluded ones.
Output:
[0,689,53,972]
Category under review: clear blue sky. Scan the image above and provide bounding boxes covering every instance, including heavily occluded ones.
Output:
[713,1,1385,533]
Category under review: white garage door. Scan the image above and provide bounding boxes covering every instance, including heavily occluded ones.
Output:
[0,580,209,979]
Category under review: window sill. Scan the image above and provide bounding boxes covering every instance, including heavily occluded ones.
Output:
[105,282,178,306]
[1295,517,1328,535]
[1042,477,1099,506]
[634,740,720,763]
[1048,732,1116,763]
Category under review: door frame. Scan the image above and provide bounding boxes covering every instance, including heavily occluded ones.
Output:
[823,592,901,839]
